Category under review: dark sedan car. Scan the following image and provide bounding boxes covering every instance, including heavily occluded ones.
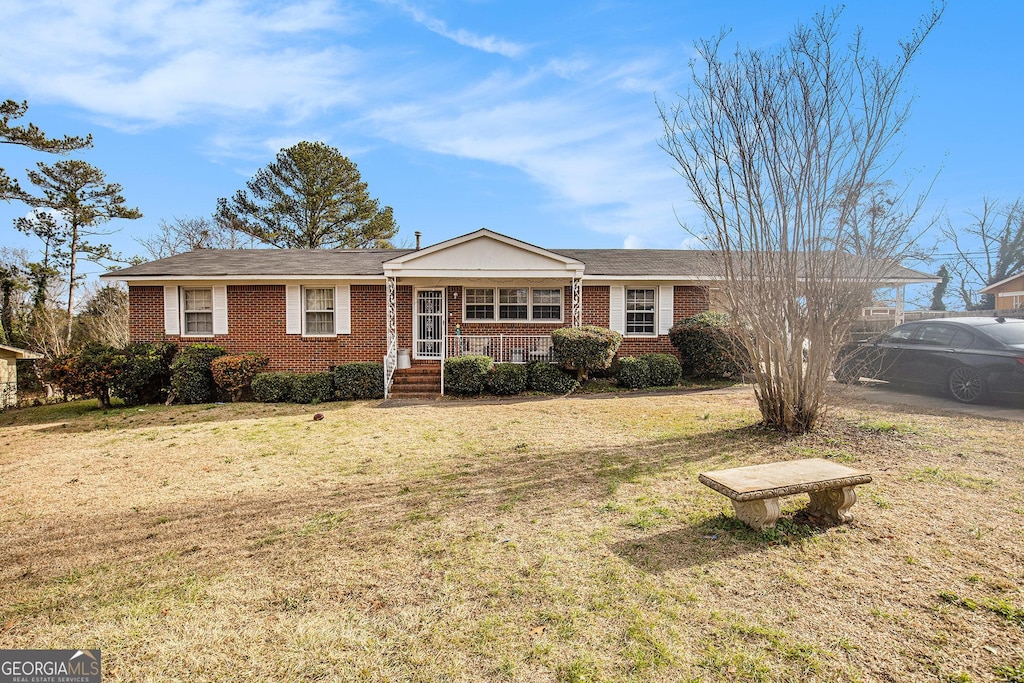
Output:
[834,317,1024,404]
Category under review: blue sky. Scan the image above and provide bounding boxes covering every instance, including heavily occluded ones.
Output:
[1,0,1022,285]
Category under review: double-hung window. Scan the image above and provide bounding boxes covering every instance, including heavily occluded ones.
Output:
[304,287,335,335]
[182,288,213,336]
[465,288,495,320]
[499,288,528,319]
[626,288,656,335]
[531,289,562,320]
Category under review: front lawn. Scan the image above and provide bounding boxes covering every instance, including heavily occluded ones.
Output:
[1,390,1021,682]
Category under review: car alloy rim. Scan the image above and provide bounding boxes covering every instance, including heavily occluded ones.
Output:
[949,367,982,402]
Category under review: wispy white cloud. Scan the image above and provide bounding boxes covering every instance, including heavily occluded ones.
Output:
[381,0,528,58]
[0,0,361,126]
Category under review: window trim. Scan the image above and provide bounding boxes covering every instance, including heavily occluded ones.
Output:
[181,287,214,338]
[625,287,657,336]
[302,286,337,337]
[461,287,563,323]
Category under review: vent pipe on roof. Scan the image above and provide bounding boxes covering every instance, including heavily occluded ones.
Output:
[415,231,422,250]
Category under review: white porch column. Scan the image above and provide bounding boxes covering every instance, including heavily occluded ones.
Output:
[895,285,905,326]
[572,276,583,327]
[385,275,398,397]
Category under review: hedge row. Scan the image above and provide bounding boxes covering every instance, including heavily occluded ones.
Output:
[616,353,682,389]
[50,341,177,408]
[251,363,386,404]
[443,357,579,396]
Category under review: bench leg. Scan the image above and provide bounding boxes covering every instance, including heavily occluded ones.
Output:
[806,486,857,525]
[731,498,781,531]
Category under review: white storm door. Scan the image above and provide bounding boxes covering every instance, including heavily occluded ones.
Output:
[414,289,445,360]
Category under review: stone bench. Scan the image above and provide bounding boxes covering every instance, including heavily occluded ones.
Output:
[698,458,872,530]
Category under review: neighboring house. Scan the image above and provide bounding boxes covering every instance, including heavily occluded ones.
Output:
[102,228,935,397]
[980,272,1024,310]
[0,345,43,409]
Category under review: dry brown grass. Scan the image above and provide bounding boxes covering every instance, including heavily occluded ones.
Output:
[1,388,1022,682]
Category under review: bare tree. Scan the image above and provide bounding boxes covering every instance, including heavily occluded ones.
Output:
[659,6,942,434]
[942,197,1024,310]
[136,215,255,260]
[74,282,129,347]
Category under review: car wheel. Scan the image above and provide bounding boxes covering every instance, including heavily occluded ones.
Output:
[948,366,986,404]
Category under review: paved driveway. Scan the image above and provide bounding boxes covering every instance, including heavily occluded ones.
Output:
[832,380,1024,422]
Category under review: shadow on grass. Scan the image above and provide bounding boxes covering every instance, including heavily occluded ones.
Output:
[610,514,830,574]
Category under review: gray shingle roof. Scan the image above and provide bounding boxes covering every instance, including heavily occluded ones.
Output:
[104,246,935,283]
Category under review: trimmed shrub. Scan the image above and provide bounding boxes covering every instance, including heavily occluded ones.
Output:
[332,362,385,400]
[444,355,493,396]
[170,344,227,404]
[252,372,296,403]
[616,356,651,389]
[49,343,121,408]
[212,353,270,402]
[527,362,579,394]
[551,326,622,381]
[643,353,682,387]
[110,342,176,405]
[487,362,528,395]
[669,313,748,379]
[291,372,333,404]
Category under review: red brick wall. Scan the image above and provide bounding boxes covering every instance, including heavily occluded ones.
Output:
[128,283,711,369]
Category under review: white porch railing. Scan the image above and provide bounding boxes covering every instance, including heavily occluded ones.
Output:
[445,334,555,364]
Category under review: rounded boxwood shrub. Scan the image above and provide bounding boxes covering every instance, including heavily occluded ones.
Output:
[212,353,270,402]
[111,342,177,405]
[527,362,579,394]
[332,362,385,400]
[170,344,227,404]
[642,353,682,387]
[487,362,528,395]
[252,372,296,403]
[616,356,651,389]
[668,313,748,379]
[551,325,622,381]
[444,355,493,396]
[291,372,334,404]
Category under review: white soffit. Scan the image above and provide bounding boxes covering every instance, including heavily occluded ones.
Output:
[384,229,583,278]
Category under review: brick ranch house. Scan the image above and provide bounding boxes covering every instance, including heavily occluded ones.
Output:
[102,228,935,397]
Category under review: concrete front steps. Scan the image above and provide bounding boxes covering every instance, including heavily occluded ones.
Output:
[389,363,441,398]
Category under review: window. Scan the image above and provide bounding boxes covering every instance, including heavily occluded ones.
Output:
[465,288,495,320]
[499,288,528,319]
[626,288,656,334]
[1014,294,1023,309]
[532,288,562,320]
[463,287,563,322]
[183,288,213,335]
[304,287,335,335]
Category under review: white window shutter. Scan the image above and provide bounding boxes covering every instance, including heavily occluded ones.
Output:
[212,286,229,335]
[609,286,625,334]
[658,285,674,335]
[286,285,301,334]
[164,286,180,335]
[335,285,351,335]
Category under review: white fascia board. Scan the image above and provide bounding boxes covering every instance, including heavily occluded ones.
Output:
[105,275,385,284]
[980,273,1024,293]
[384,267,584,279]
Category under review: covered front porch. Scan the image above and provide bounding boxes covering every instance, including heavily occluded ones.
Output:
[380,230,586,398]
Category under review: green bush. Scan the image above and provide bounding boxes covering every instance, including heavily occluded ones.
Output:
[110,342,177,405]
[551,326,622,381]
[211,353,270,402]
[668,313,748,379]
[527,362,579,394]
[616,356,651,389]
[444,355,493,395]
[642,353,682,386]
[49,343,121,408]
[252,372,296,403]
[487,363,528,395]
[291,372,334,404]
[332,362,384,400]
[170,344,227,404]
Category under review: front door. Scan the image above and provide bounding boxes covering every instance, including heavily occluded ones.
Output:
[414,289,445,360]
